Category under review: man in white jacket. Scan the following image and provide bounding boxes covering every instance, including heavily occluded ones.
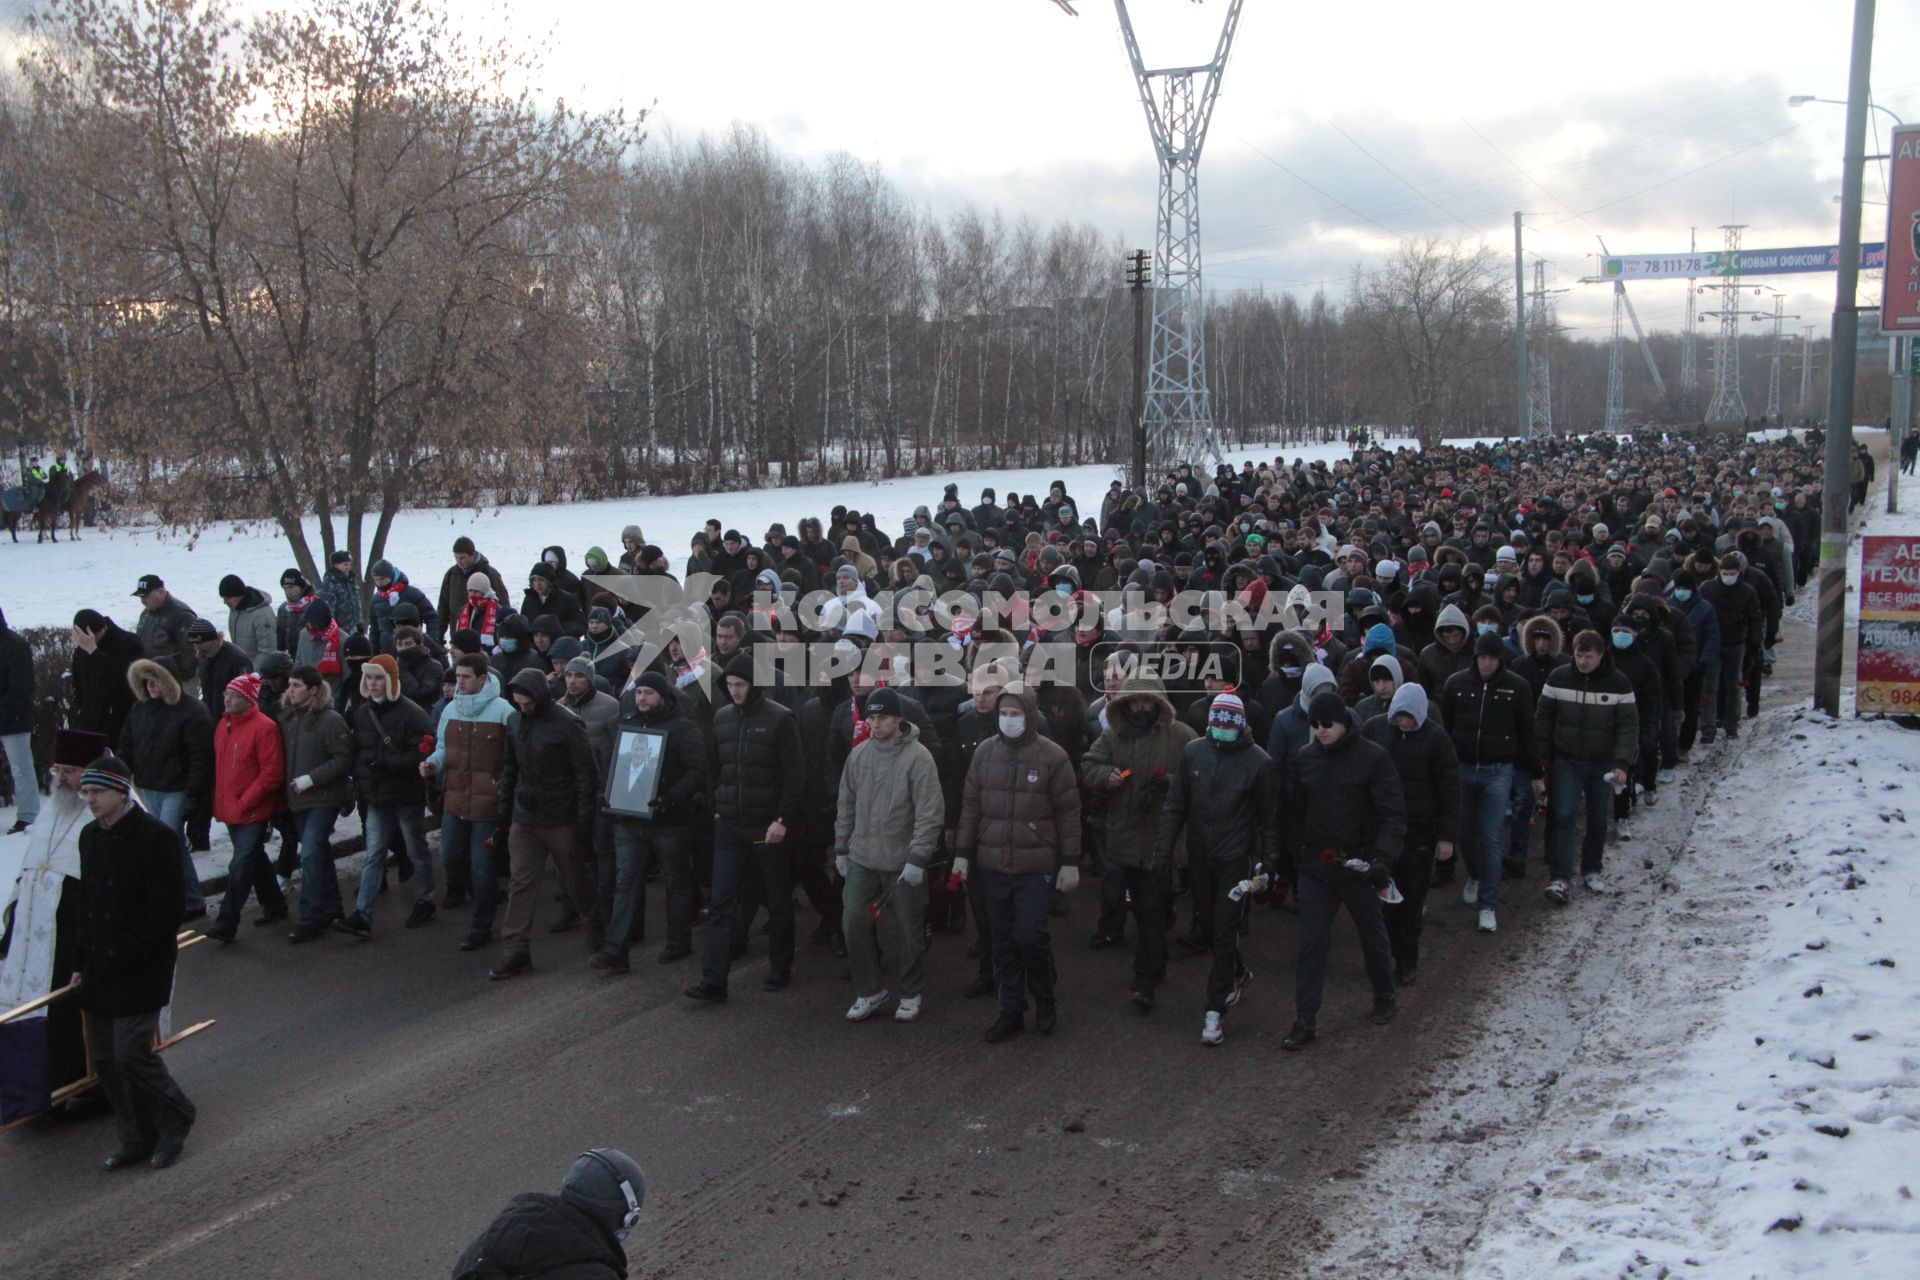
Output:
[833,688,944,1023]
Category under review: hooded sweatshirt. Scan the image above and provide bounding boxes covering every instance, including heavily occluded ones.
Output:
[1360,683,1460,844]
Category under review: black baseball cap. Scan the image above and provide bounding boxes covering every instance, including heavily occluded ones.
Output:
[132,574,164,596]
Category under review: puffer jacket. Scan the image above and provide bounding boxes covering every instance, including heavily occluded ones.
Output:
[833,720,944,873]
[121,659,214,797]
[279,679,354,811]
[427,671,512,822]
[612,682,706,827]
[1674,589,1720,667]
[563,685,621,782]
[450,1192,627,1280]
[708,678,804,832]
[1438,659,1537,771]
[1535,653,1640,772]
[1361,684,1461,844]
[1154,728,1279,867]
[1289,709,1406,876]
[499,669,596,831]
[213,702,285,825]
[352,691,432,808]
[1079,677,1196,868]
[225,587,279,661]
[957,684,1083,874]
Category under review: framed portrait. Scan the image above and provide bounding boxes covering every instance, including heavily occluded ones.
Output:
[605,727,669,819]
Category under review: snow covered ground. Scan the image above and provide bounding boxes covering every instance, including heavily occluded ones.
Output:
[0,438,1412,633]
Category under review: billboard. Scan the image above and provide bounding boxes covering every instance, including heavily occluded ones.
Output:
[1600,243,1887,281]
[1884,125,1920,332]
[1857,535,1920,715]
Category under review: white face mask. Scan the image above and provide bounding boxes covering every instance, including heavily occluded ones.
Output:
[998,713,1026,739]
[1720,572,1739,586]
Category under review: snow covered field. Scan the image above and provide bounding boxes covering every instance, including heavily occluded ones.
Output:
[0,439,1411,633]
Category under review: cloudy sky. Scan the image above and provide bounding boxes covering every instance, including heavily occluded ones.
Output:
[7,0,1919,340]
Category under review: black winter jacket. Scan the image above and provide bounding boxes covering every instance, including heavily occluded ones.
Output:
[612,684,707,827]
[197,640,252,706]
[76,805,184,1018]
[498,670,597,832]
[451,1192,627,1280]
[1438,665,1538,773]
[1289,717,1407,875]
[0,606,33,735]
[708,685,804,832]
[1155,734,1281,868]
[1535,655,1640,772]
[1360,713,1461,844]
[353,695,432,807]
[122,682,214,797]
[71,622,144,746]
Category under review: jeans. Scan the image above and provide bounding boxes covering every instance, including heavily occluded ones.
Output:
[701,823,794,988]
[140,788,204,915]
[607,821,692,955]
[83,1010,196,1154]
[357,804,432,921]
[213,820,288,932]
[293,806,344,928]
[982,869,1055,1016]
[1194,855,1251,1013]
[1548,760,1614,881]
[1506,769,1535,864]
[1715,642,1745,736]
[1,731,38,826]
[1293,873,1395,1025]
[1457,763,1513,909]
[440,812,497,937]
[841,861,929,999]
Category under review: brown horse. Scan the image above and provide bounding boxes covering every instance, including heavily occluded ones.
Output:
[3,472,108,543]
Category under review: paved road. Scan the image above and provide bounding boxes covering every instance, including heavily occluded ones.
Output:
[1,614,1847,1280]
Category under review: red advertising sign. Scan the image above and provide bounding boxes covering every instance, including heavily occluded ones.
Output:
[1857,535,1920,714]
[1886,125,1920,332]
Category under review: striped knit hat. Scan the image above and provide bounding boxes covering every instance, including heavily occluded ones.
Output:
[80,754,133,795]
[225,673,263,705]
[1208,688,1247,734]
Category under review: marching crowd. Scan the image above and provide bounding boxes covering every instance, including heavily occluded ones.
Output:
[0,427,1837,1168]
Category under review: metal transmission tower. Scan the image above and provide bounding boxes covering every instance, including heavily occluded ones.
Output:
[1604,283,1627,433]
[1797,325,1819,420]
[1114,0,1244,471]
[1702,224,1748,422]
[1526,261,1563,436]
[1680,228,1698,413]
[1762,293,1800,424]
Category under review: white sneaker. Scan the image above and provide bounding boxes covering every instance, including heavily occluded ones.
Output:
[1462,877,1481,906]
[845,990,890,1021]
[1477,908,1497,934]
[1201,1011,1224,1045]
[1644,790,1660,807]
[893,995,921,1022]
[1583,873,1606,894]
[1657,769,1675,784]
[1544,880,1570,905]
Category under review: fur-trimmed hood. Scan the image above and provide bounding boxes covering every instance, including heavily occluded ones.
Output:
[127,658,181,706]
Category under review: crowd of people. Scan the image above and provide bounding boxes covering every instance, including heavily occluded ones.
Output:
[0,426,1840,1167]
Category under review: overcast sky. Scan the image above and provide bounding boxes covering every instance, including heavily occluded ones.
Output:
[7,0,1920,340]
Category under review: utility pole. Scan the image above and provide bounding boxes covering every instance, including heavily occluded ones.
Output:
[1514,212,1528,439]
[1797,325,1819,420]
[1127,249,1150,490]
[1815,0,1877,717]
[1890,336,1910,515]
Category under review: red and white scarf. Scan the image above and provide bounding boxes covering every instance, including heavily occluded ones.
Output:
[460,594,499,649]
[306,619,342,675]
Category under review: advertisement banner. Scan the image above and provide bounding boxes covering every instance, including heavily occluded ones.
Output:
[1884,124,1920,332]
[1600,243,1886,281]
[1857,535,1920,715]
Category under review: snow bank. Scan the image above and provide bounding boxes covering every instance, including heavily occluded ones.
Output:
[1463,707,1920,1276]
[0,439,1409,632]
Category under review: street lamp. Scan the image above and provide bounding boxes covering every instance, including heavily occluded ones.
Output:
[1788,94,1904,127]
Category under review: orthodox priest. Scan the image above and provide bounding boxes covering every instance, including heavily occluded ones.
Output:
[0,729,107,1125]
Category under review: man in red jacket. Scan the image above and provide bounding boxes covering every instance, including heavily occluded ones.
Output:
[204,674,290,943]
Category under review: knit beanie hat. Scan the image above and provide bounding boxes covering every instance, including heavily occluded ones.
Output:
[80,754,134,795]
[218,574,247,598]
[466,572,491,595]
[225,673,262,705]
[1208,689,1247,734]
[1307,690,1347,725]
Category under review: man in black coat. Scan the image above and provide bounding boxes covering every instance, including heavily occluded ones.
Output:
[687,653,803,1002]
[0,603,36,833]
[70,609,144,748]
[1361,683,1460,985]
[597,672,707,973]
[73,755,197,1170]
[339,655,436,938]
[1281,690,1406,1050]
[453,1148,642,1280]
[187,618,251,705]
[490,669,601,979]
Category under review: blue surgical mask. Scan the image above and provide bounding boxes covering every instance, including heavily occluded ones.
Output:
[499,638,518,654]
[1476,623,1499,637]
[1576,592,1595,605]
[1720,572,1740,586]
[1055,582,1072,597]
[1611,631,1633,649]
[1209,726,1239,743]
[1672,588,1693,602]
